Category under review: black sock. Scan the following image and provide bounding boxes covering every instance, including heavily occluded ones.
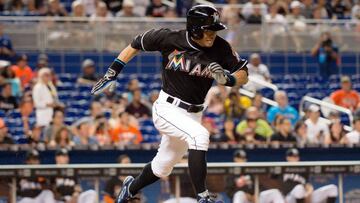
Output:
[188,149,207,194]
[295,198,305,203]
[129,162,159,195]
[327,197,337,203]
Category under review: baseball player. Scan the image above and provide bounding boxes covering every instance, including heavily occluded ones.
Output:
[283,148,338,203]
[91,4,248,203]
[226,149,284,203]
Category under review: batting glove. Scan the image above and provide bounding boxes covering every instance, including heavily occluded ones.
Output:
[91,68,117,95]
[208,62,228,85]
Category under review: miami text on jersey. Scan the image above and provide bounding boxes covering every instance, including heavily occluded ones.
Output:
[165,49,212,78]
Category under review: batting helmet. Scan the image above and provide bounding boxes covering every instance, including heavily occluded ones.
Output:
[186,5,227,40]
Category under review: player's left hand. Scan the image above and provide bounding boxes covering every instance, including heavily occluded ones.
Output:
[91,68,117,95]
[208,62,227,85]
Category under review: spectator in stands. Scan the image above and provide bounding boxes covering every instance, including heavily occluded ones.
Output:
[343,117,360,144]
[327,119,346,144]
[236,107,273,142]
[267,91,299,126]
[202,117,222,142]
[330,0,350,19]
[330,76,360,111]
[90,1,113,20]
[44,108,65,142]
[206,93,224,115]
[125,89,151,119]
[252,91,267,119]
[352,0,360,20]
[0,24,15,61]
[221,0,244,45]
[19,97,35,137]
[77,59,98,85]
[53,148,97,203]
[287,1,306,21]
[73,118,98,145]
[148,90,159,106]
[88,101,104,122]
[244,53,270,91]
[225,149,255,203]
[32,68,59,127]
[311,32,339,79]
[27,125,45,145]
[9,0,26,15]
[145,0,168,17]
[305,104,330,144]
[302,0,314,19]
[263,3,287,51]
[246,5,262,24]
[125,78,141,102]
[0,118,14,144]
[71,0,86,17]
[94,115,111,146]
[163,6,177,18]
[11,54,34,88]
[1,62,22,97]
[18,149,55,203]
[221,119,238,143]
[78,0,96,16]
[224,90,252,120]
[316,0,332,19]
[242,0,268,19]
[0,82,18,112]
[116,0,139,17]
[49,126,74,148]
[294,121,308,145]
[110,111,142,145]
[104,154,133,203]
[270,117,297,143]
[46,0,67,16]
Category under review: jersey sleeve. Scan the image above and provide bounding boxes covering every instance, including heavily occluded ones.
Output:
[220,40,248,74]
[130,28,171,52]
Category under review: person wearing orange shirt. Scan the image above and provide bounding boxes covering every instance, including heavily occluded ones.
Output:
[11,54,34,88]
[110,111,143,145]
[330,76,360,111]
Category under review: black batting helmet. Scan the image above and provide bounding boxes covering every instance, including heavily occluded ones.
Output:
[186,5,227,39]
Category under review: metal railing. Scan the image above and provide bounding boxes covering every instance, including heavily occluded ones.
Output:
[2,161,360,203]
[1,16,360,52]
[299,96,354,131]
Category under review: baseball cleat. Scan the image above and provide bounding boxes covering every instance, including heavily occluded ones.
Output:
[197,191,223,203]
[116,176,135,203]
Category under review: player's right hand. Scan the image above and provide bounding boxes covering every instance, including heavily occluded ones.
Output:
[91,68,117,95]
[208,62,227,85]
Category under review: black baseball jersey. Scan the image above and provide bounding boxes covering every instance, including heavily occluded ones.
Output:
[52,177,76,200]
[131,29,247,104]
[281,173,308,195]
[18,177,43,198]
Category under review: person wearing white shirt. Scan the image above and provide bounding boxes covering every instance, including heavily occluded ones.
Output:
[243,53,270,91]
[344,118,360,144]
[351,1,360,20]
[242,0,268,19]
[264,4,287,51]
[32,68,58,127]
[304,104,330,144]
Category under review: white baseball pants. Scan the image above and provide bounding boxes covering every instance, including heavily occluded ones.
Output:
[151,90,209,178]
[18,190,56,203]
[286,184,338,203]
[233,189,285,203]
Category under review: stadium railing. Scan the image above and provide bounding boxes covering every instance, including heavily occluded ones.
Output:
[2,161,360,203]
[1,16,359,52]
[299,96,354,131]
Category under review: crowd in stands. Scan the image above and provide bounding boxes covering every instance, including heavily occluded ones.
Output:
[0,0,359,22]
[1,50,360,148]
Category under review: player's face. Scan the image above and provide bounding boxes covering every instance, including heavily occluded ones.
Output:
[56,155,69,165]
[286,155,300,162]
[194,30,217,47]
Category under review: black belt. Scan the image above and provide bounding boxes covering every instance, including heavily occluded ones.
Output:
[166,96,204,113]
